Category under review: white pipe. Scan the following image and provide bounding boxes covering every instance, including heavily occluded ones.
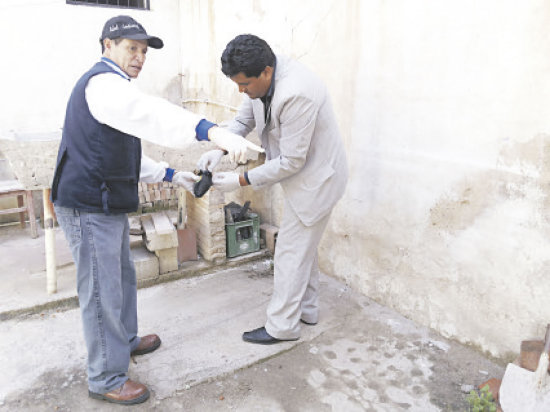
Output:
[43,188,57,294]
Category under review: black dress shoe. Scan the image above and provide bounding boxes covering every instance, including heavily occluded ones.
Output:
[242,327,298,345]
[300,319,317,326]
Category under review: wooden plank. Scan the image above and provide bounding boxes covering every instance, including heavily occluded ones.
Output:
[0,207,27,214]
[0,189,25,197]
[0,181,25,193]
[26,190,38,239]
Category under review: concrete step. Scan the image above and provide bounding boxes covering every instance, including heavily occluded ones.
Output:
[0,220,270,321]
[131,245,159,281]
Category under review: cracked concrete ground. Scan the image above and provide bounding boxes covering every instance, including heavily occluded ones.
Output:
[0,224,504,411]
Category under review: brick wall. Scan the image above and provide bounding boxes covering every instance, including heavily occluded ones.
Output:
[186,189,226,262]
[137,181,179,214]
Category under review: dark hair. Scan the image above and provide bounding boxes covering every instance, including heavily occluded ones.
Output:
[221,34,275,78]
[101,37,123,53]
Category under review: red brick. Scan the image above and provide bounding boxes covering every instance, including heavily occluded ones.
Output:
[520,340,550,372]
[478,377,501,403]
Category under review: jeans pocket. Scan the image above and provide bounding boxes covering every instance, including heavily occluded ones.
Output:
[56,211,82,249]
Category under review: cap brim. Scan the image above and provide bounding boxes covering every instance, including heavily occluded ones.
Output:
[125,34,164,49]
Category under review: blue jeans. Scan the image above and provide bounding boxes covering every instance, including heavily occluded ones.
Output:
[54,206,141,394]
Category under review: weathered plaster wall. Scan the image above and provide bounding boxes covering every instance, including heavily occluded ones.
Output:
[177,0,550,358]
[0,0,182,137]
[3,0,550,359]
[176,0,359,227]
[319,1,550,358]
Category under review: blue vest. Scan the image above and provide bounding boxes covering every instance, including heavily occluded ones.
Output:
[51,61,141,214]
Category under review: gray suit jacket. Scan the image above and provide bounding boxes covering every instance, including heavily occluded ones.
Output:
[225,55,348,226]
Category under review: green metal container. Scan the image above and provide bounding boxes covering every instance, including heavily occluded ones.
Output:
[225,213,260,258]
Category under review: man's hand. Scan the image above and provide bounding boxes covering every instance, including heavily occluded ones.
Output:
[208,127,264,164]
[212,172,241,192]
[172,171,200,193]
[197,149,225,172]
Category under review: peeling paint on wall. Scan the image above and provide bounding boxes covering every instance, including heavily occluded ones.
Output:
[4,0,550,360]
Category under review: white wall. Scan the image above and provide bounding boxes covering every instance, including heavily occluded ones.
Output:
[0,0,182,137]
[323,0,550,358]
[178,0,550,359]
[3,0,550,359]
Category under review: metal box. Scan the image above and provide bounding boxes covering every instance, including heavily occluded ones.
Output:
[225,213,260,258]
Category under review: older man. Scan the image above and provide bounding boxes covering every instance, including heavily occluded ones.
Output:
[201,34,348,344]
[52,16,262,405]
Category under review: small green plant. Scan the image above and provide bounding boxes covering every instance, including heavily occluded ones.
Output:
[466,384,497,412]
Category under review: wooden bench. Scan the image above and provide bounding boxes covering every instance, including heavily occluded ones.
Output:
[0,180,38,238]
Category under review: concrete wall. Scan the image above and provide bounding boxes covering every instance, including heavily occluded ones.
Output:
[322,0,550,358]
[0,0,182,137]
[325,0,550,359]
[0,0,182,223]
[177,0,550,359]
[3,0,550,359]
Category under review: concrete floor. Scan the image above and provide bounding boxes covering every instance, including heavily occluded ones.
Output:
[0,223,505,411]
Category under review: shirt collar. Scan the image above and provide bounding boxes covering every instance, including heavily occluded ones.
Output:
[261,57,277,105]
[101,57,130,81]
[265,57,277,99]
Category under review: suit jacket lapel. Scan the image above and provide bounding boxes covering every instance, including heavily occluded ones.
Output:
[252,100,266,132]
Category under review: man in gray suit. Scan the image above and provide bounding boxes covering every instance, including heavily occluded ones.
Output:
[200,34,348,344]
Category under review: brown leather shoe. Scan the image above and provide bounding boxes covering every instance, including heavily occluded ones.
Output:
[89,379,150,405]
[131,334,161,356]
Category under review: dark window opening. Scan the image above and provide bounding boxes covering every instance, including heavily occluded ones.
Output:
[66,0,150,10]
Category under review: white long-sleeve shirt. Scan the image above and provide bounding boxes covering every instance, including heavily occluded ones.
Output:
[84,58,204,183]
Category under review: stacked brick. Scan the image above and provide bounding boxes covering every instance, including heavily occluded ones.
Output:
[141,212,179,274]
[186,189,226,262]
[134,186,227,266]
[0,139,59,189]
[136,181,178,214]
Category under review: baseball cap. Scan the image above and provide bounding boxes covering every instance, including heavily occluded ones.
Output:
[100,15,163,49]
